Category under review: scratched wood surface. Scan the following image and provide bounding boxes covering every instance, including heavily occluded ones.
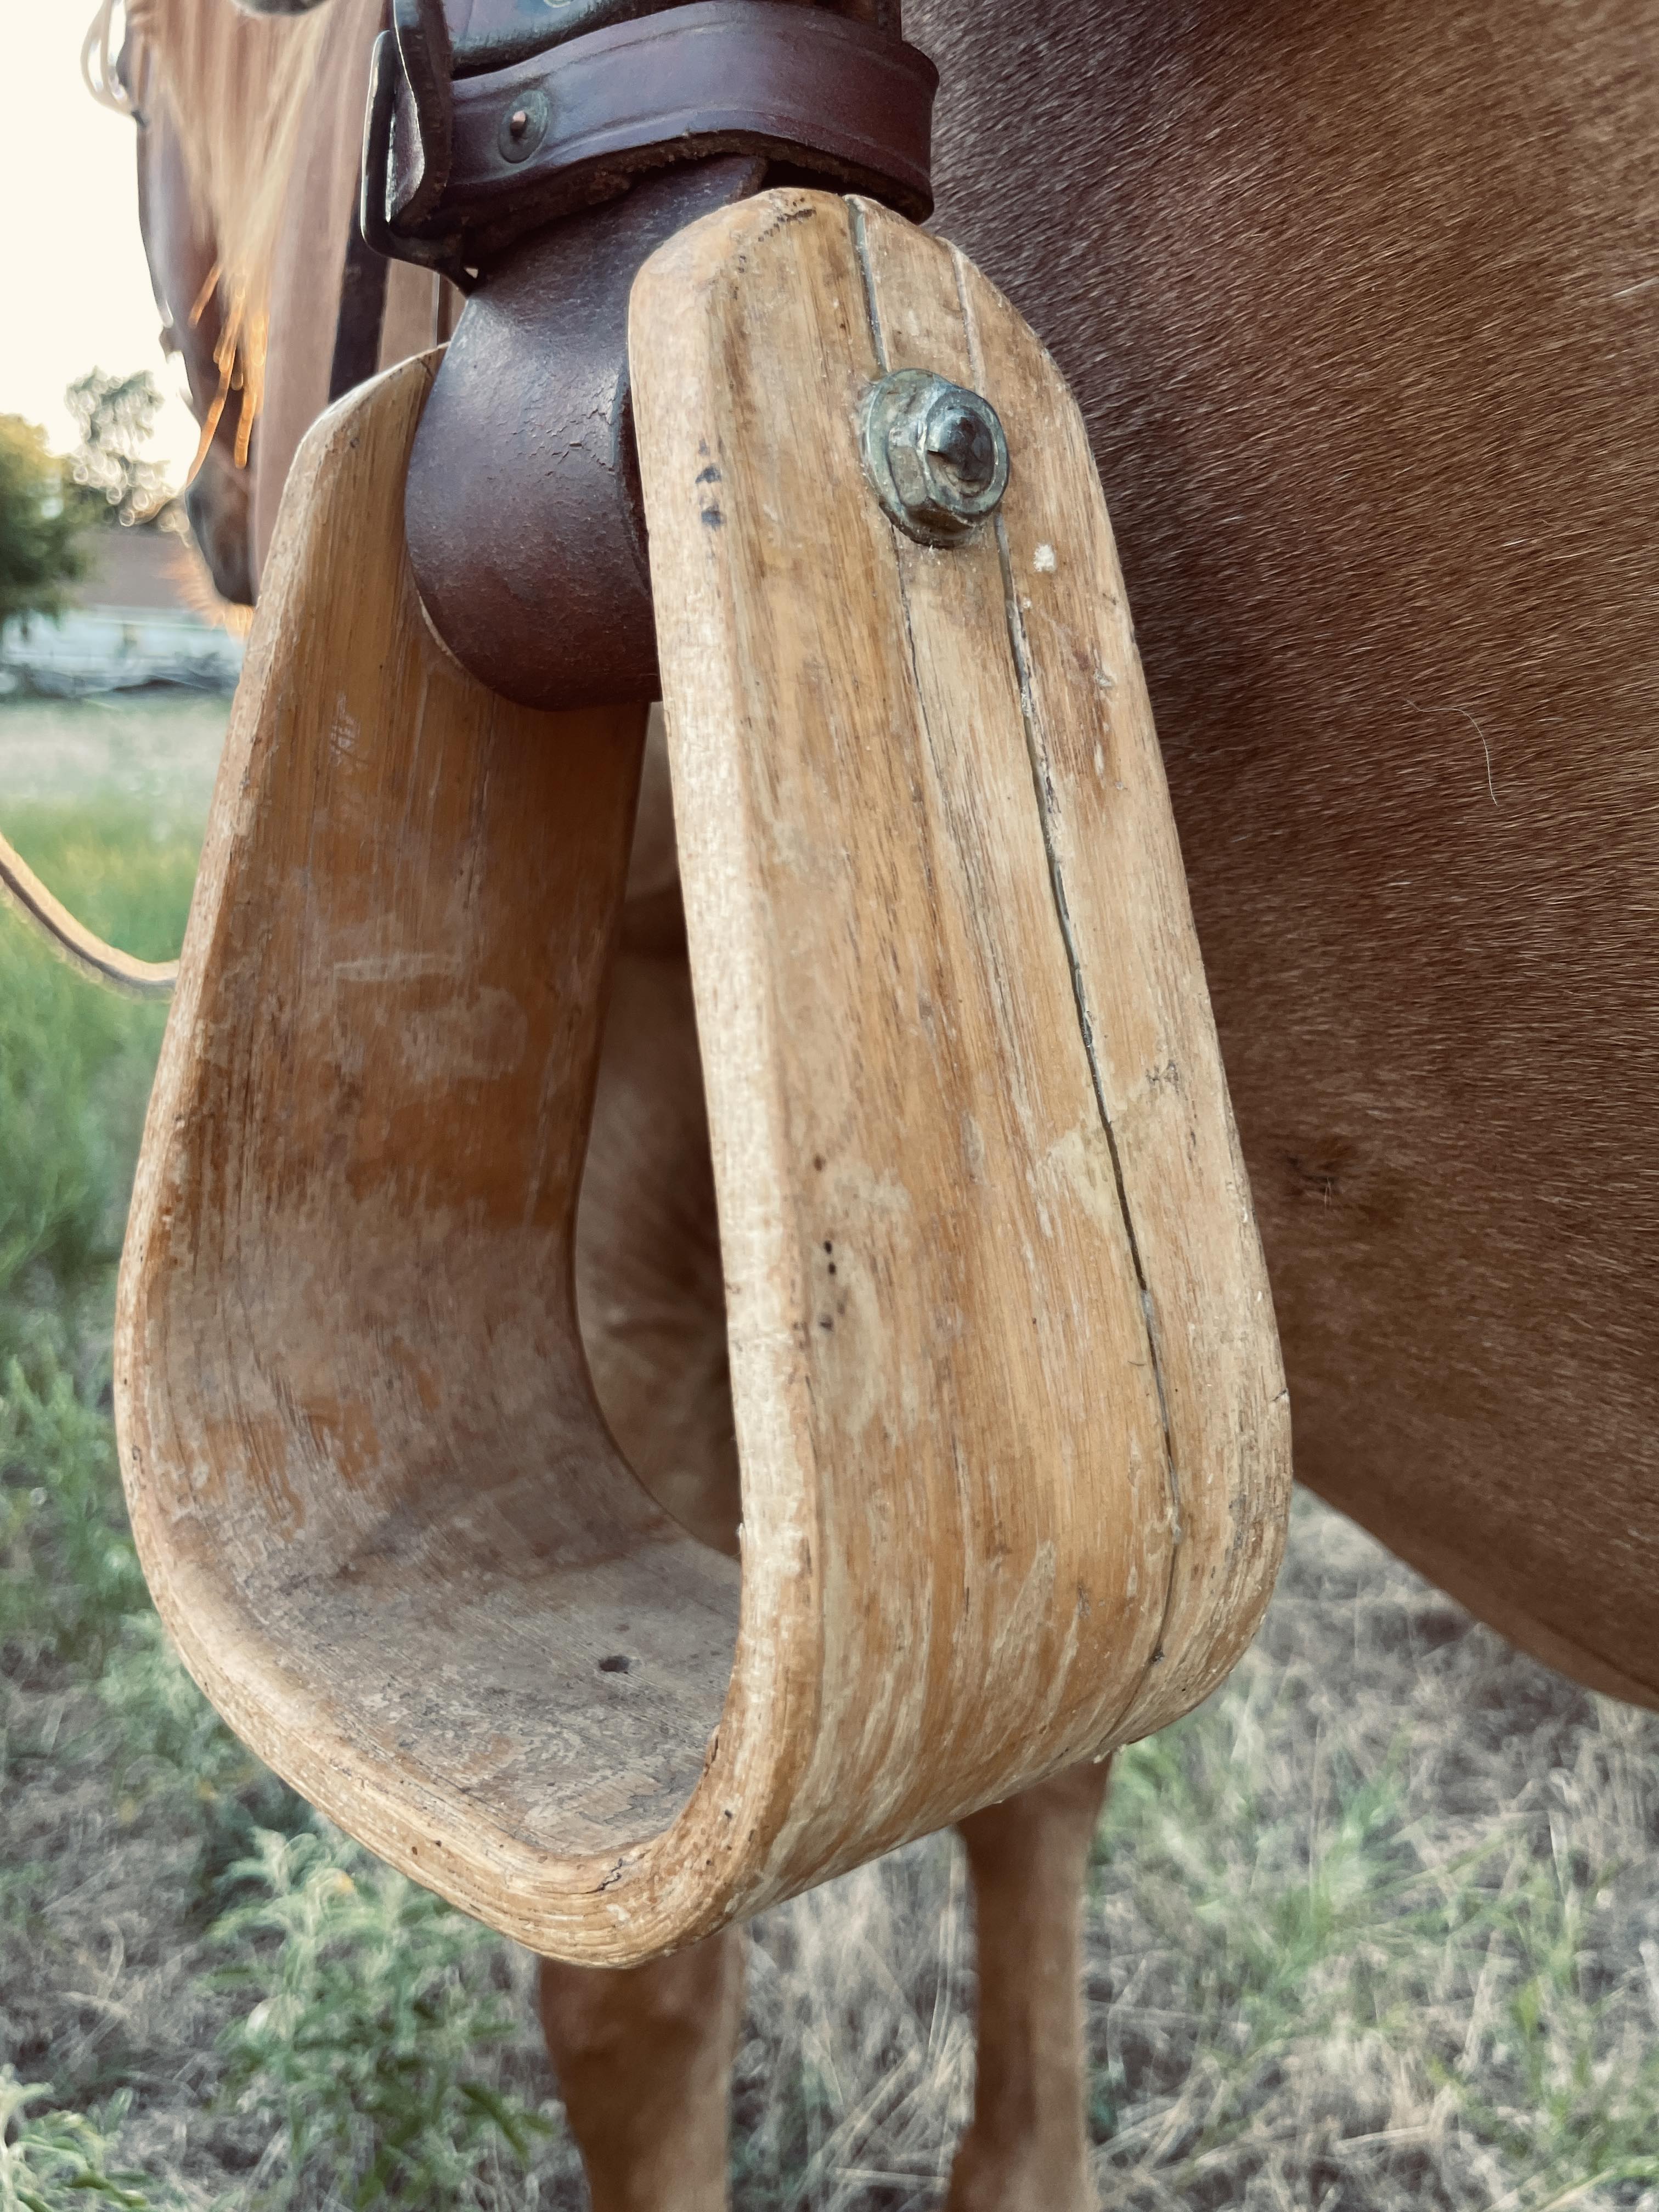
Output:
[116,357,747,1959]
[635,190,1290,1909]
[116,195,1288,1964]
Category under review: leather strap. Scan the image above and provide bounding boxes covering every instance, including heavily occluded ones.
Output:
[370,0,936,276]
[328,215,392,402]
[380,0,935,704]
[0,825,177,999]
[404,155,763,706]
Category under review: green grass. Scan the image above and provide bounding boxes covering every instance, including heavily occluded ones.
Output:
[1084,1684,1659,2209]
[1,761,557,2209]
[0,695,228,822]
[0,801,191,1361]
[2,712,1657,2210]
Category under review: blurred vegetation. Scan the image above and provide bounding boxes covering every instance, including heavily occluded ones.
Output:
[0,419,87,635]
[1090,1693,1659,2209]
[63,371,172,533]
[0,2067,170,2210]
[0,803,189,1366]
[213,1832,551,2209]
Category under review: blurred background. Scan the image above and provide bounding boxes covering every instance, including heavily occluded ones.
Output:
[4,5,199,474]
[3,6,241,704]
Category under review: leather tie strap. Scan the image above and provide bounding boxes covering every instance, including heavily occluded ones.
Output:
[0,825,178,998]
[366,0,936,280]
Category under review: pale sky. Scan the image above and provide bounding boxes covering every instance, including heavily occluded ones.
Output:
[2,2,201,482]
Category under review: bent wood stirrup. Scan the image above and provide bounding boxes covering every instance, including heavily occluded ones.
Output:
[116,189,1291,1963]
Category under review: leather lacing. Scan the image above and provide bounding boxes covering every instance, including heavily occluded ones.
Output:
[0,824,178,997]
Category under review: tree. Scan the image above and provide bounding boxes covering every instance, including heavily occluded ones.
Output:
[0,416,87,634]
[64,368,170,527]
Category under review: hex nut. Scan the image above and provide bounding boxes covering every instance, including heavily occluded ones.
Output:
[861,369,1011,547]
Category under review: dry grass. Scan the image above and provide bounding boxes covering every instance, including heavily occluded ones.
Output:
[723,1496,1659,2212]
[3,708,1657,2209]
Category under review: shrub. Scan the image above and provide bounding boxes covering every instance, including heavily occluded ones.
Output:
[0,2069,166,2211]
[212,1830,551,2209]
[0,419,86,635]
[0,1348,148,1673]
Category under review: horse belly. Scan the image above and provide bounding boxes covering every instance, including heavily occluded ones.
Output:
[918,0,1659,1702]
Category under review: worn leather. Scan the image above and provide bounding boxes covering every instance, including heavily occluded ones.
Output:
[404,156,765,707]
[380,0,935,268]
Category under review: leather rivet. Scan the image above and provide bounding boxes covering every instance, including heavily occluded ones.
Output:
[498,87,549,163]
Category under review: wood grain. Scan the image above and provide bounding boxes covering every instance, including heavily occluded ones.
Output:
[117,357,745,1960]
[634,190,1290,1894]
[117,197,1287,1963]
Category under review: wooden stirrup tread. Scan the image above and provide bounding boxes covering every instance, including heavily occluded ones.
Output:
[116,190,1289,1965]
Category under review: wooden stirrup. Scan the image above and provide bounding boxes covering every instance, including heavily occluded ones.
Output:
[116,190,1289,1964]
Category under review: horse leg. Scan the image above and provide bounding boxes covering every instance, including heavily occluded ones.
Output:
[947,1759,1112,2212]
[539,720,746,2211]
[537,1931,746,2212]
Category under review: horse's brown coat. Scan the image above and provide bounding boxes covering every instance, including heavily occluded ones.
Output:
[129,84,255,601]
[917,0,1659,1706]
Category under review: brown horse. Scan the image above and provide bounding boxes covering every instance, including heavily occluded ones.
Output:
[114,0,1659,2205]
